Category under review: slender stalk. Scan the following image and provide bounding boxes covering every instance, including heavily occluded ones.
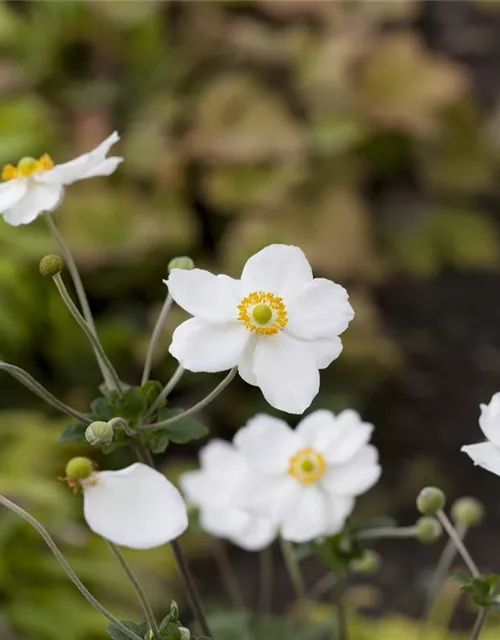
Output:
[52,273,122,395]
[333,571,348,640]
[470,608,488,640]
[0,361,90,422]
[436,511,480,578]
[146,365,185,419]
[355,526,417,541]
[107,542,160,639]
[257,546,273,616]
[0,495,142,640]
[140,367,237,431]
[280,538,307,604]
[213,541,246,611]
[141,294,174,385]
[309,572,336,600]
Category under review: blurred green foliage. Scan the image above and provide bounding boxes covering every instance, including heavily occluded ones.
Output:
[1,0,500,637]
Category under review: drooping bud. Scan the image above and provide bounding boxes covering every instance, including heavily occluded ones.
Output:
[85,421,114,447]
[65,457,93,481]
[451,497,484,528]
[416,487,446,516]
[39,254,64,277]
[415,516,442,543]
[168,256,195,273]
[350,549,381,574]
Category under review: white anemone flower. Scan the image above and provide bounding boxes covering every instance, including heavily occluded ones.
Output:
[0,132,122,226]
[166,244,354,414]
[234,410,381,543]
[82,463,188,549]
[462,392,500,476]
[180,439,277,551]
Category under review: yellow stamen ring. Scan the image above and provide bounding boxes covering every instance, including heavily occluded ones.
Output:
[288,448,326,484]
[237,290,288,336]
[1,153,54,181]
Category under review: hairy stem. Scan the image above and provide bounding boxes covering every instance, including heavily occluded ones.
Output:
[146,365,185,419]
[142,294,174,385]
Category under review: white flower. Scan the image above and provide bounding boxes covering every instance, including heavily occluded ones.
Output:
[180,439,277,551]
[234,410,381,543]
[82,463,188,549]
[0,132,122,226]
[166,244,354,414]
[462,392,500,476]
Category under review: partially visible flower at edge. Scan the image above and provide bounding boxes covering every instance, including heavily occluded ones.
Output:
[0,131,122,227]
[462,391,500,476]
[166,244,355,414]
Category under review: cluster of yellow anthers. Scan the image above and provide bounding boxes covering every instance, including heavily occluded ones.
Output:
[1,153,54,181]
[237,290,288,336]
[288,447,326,484]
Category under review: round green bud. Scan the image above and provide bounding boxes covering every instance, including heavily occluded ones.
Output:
[179,627,191,640]
[416,516,442,544]
[451,497,484,528]
[350,550,381,574]
[39,254,64,277]
[85,421,113,447]
[168,256,195,273]
[416,487,446,516]
[253,303,272,325]
[65,457,93,480]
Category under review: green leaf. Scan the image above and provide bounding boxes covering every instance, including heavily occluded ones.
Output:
[111,387,147,423]
[140,380,164,410]
[107,620,148,640]
[156,409,209,444]
[452,572,472,586]
[90,397,114,421]
[148,430,170,454]
[58,422,88,444]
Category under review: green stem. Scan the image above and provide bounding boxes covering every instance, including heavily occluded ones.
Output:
[470,608,488,640]
[355,526,417,541]
[146,365,185,419]
[0,495,142,640]
[257,546,273,617]
[279,538,307,605]
[213,541,247,612]
[0,361,90,422]
[107,542,160,639]
[53,273,122,395]
[436,511,479,578]
[141,294,174,385]
[140,367,237,431]
[333,571,348,640]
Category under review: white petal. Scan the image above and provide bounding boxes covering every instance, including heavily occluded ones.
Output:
[169,318,249,373]
[84,463,188,549]
[199,507,250,539]
[238,338,258,386]
[0,179,27,212]
[253,332,319,414]
[166,269,239,323]
[296,410,337,449]
[240,244,313,295]
[80,157,123,179]
[2,182,63,226]
[303,336,343,369]
[180,470,235,510]
[479,392,500,447]
[237,475,300,520]
[234,414,300,474]
[230,515,278,551]
[324,494,355,535]
[39,132,120,185]
[322,445,381,496]
[322,410,374,464]
[462,442,500,477]
[280,485,329,543]
[199,439,246,478]
[286,279,354,339]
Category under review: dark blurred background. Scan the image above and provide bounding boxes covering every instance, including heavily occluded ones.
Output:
[3,1,500,638]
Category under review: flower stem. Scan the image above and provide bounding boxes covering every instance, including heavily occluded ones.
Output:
[257,546,273,616]
[355,526,417,541]
[0,495,142,640]
[470,608,488,640]
[146,364,185,419]
[140,367,238,431]
[436,511,479,578]
[52,273,122,395]
[279,538,307,605]
[141,293,174,385]
[213,541,246,612]
[0,361,90,422]
[107,542,160,639]
[333,571,348,640]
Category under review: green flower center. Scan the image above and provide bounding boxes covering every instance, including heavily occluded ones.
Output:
[252,303,272,325]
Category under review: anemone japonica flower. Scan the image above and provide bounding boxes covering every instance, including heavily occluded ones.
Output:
[234,410,381,543]
[0,132,122,226]
[67,460,188,549]
[180,439,277,551]
[166,244,354,414]
[462,392,500,476]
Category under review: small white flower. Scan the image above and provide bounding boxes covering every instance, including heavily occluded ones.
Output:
[462,392,500,476]
[180,439,277,551]
[234,410,381,543]
[82,463,188,549]
[0,132,122,226]
[166,244,354,414]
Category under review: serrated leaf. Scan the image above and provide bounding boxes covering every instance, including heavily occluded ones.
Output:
[140,380,164,410]
[58,422,88,444]
[156,409,209,444]
[107,620,148,640]
[90,397,114,421]
[148,431,170,454]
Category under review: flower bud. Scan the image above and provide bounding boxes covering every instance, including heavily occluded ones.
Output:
[416,487,446,516]
[39,254,64,277]
[451,497,484,528]
[85,421,113,447]
[168,256,195,273]
[416,516,442,543]
[170,600,180,622]
[350,550,381,574]
[179,627,191,640]
[65,457,93,480]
